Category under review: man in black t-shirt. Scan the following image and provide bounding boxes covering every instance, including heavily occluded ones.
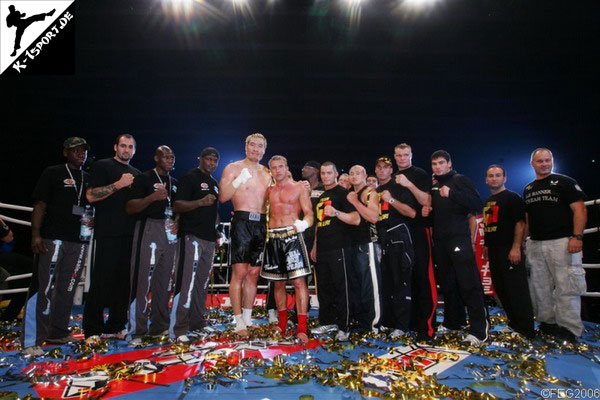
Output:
[346,165,382,332]
[310,162,360,341]
[425,150,488,346]
[170,147,220,343]
[22,137,91,356]
[393,143,437,342]
[524,148,587,341]
[125,146,178,345]
[83,134,140,340]
[374,157,418,339]
[483,165,534,338]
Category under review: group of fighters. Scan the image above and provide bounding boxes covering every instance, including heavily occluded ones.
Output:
[18,132,588,356]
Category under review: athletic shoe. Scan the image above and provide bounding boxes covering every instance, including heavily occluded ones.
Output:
[538,322,559,336]
[334,330,350,341]
[499,325,514,334]
[23,346,44,356]
[389,329,405,340]
[462,334,484,347]
[46,335,81,344]
[436,325,451,334]
[177,335,191,345]
[311,324,338,335]
[268,309,278,324]
[128,337,143,347]
[101,329,128,340]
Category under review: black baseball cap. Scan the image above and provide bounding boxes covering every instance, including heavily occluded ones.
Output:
[200,147,220,158]
[304,160,321,169]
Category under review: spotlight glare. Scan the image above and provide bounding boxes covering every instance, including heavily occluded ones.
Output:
[399,0,443,13]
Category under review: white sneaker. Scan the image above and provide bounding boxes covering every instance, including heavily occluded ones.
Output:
[101,329,128,340]
[128,338,143,347]
[334,330,350,341]
[23,346,44,356]
[177,335,191,345]
[389,329,405,340]
[463,334,484,346]
[436,325,450,334]
[499,325,514,334]
[268,309,278,324]
[311,324,338,335]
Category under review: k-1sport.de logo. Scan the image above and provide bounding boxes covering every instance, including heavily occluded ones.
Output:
[0,0,75,76]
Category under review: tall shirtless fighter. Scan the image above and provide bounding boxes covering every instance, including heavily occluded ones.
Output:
[261,156,313,342]
[219,133,271,336]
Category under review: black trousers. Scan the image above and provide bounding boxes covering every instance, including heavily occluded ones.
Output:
[83,235,132,337]
[409,226,437,340]
[378,223,414,332]
[348,242,383,330]
[488,244,535,337]
[0,252,32,321]
[315,247,350,331]
[434,235,489,340]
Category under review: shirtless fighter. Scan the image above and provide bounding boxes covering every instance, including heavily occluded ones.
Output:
[261,156,313,342]
[219,133,271,336]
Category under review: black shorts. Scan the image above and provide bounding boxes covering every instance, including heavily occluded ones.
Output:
[260,226,312,281]
[230,211,267,266]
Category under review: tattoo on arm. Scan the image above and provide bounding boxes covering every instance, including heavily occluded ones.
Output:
[90,184,117,198]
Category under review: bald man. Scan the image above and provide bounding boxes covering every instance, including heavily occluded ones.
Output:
[524,148,587,342]
[125,146,178,345]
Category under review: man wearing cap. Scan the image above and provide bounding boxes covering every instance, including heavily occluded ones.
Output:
[169,148,220,343]
[374,157,418,340]
[125,146,178,345]
[83,134,140,340]
[22,137,91,356]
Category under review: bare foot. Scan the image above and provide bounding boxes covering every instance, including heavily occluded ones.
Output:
[296,332,308,344]
[234,328,249,338]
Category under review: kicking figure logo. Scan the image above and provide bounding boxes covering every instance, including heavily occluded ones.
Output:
[6,4,55,56]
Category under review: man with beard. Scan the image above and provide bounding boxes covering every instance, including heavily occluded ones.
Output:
[83,134,140,340]
[261,156,313,342]
[374,157,417,340]
[22,137,91,356]
[219,134,271,336]
[424,150,488,346]
[170,148,220,343]
[393,143,437,341]
[346,165,382,332]
[125,146,178,345]
[310,162,360,341]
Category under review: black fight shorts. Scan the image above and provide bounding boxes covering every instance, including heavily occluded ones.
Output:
[260,226,312,281]
[230,211,267,266]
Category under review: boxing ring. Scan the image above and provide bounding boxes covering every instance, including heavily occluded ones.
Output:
[1,200,600,400]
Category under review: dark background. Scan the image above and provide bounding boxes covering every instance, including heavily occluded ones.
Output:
[1,0,599,315]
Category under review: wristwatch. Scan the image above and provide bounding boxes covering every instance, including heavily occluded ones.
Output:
[334,211,340,217]
[571,234,584,241]
[389,198,396,204]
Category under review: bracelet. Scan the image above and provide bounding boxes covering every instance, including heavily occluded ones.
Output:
[570,234,583,241]
[389,198,395,204]
[334,211,340,217]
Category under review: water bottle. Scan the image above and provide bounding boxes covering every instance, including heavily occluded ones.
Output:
[79,205,94,242]
[164,206,177,244]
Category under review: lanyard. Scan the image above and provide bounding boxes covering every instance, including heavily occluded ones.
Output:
[64,164,84,206]
[154,169,172,206]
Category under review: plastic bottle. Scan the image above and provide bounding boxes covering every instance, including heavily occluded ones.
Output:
[79,205,94,242]
[164,206,177,244]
